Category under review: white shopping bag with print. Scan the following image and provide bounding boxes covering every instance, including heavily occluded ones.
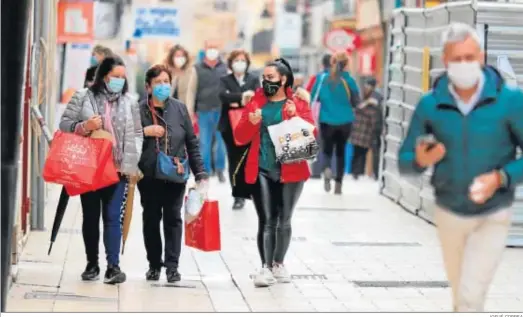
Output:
[267,116,319,164]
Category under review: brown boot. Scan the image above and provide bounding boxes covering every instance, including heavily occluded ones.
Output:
[334,181,342,195]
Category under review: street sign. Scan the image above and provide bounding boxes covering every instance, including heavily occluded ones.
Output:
[324,28,361,53]
[57,0,94,43]
[133,5,182,40]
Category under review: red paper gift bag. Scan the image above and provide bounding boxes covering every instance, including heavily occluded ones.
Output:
[228,109,243,146]
[43,131,114,189]
[185,200,221,252]
[64,151,119,196]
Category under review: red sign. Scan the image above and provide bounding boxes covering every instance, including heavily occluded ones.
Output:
[324,28,361,53]
[358,46,376,76]
[57,1,94,43]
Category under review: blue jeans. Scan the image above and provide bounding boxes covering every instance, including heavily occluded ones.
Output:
[197,109,226,173]
[80,179,127,266]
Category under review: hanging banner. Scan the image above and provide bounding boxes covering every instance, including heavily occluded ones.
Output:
[57,0,94,43]
[132,5,182,40]
[324,28,361,53]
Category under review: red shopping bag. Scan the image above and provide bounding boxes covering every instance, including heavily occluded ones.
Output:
[43,131,114,189]
[228,109,243,146]
[184,200,221,252]
[64,151,119,196]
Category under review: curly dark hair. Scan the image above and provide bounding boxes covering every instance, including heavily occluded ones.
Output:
[227,49,251,72]
[164,44,190,71]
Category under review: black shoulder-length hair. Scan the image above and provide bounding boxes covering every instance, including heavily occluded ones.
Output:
[90,55,128,95]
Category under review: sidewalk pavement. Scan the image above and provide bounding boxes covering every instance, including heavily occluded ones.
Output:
[6,178,523,312]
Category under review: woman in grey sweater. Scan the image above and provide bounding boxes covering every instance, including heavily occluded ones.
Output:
[59,56,143,285]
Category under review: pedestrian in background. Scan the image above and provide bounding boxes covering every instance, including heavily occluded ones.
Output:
[60,56,143,285]
[235,58,314,287]
[218,49,260,210]
[186,40,228,182]
[138,65,207,283]
[91,45,113,67]
[349,78,381,181]
[361,77,383,180]
[310,51,360,194]
[399,23,523,312]
[307,53,332,179]
[163,44,192,106]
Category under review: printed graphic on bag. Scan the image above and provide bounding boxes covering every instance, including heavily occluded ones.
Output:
[268,117,319,164]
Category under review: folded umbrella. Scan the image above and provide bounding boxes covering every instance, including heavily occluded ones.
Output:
[121,175,140,254]
[47,187,69,255]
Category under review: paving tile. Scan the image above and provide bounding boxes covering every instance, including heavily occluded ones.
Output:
[7,179,523,312]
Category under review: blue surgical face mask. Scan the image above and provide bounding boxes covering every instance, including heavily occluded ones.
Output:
[152,83,171,102]
[107,77,125,93]
[90,56,98,66]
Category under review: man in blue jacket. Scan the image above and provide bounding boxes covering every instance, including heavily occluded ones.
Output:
[398,23,523,312]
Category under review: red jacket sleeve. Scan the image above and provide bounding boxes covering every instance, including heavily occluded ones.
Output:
[235,99,260,145]
[305,75,317,92]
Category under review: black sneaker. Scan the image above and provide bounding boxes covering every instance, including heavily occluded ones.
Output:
[81,263,100,281]
[145,267,161,281]
[166,267,181,283]
[334,181,342,195]
[217,171,226,183]
[104,265,126,285]
[232,198,245,210]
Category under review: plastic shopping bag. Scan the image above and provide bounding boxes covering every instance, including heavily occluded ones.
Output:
[184,200,221,252]
[267,117,319,164]
[43,131,115,189]
[228,109,243,146]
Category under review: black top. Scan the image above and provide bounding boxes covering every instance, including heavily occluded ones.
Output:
[218,72,261,132]
[138,97,206,181]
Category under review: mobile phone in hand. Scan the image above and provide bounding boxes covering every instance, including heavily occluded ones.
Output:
[416,134,438,150]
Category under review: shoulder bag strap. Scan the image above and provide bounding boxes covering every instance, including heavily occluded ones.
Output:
[87,90,105,128]
[340,78,353,107]
[149,103,168,153]
[312,74,326,105]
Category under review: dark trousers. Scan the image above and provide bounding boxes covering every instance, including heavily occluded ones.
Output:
[138,177,186,269]
[352,145,369,178]
[80,180,126,266]
[320,123,352,182]
[251,171,304,266]
[372,139,381,180]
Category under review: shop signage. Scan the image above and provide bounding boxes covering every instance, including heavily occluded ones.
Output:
[324,28,361,53]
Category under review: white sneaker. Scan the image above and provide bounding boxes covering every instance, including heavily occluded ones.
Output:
[272,264,291,283]
[252,266,276,288]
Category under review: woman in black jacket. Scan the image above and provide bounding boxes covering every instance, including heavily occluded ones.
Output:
[218,49,261,210]
[138,64,207,283]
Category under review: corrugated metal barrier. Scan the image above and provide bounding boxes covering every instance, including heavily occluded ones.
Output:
[379,1,523,247]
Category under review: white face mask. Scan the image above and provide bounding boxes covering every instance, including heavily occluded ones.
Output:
[232,61,247,74]
[206,48,219,61]
[174,56,186,68]
[447,61,482,89]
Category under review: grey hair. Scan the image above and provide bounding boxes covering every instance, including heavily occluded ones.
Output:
[441,23,482,48]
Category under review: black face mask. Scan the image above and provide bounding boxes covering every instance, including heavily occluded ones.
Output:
[262,79,282,97]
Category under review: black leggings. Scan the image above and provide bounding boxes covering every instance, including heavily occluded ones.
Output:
[320,123,352,182]
[251,171,304,266]
[138,177,186,270]
[352,145,369,177]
